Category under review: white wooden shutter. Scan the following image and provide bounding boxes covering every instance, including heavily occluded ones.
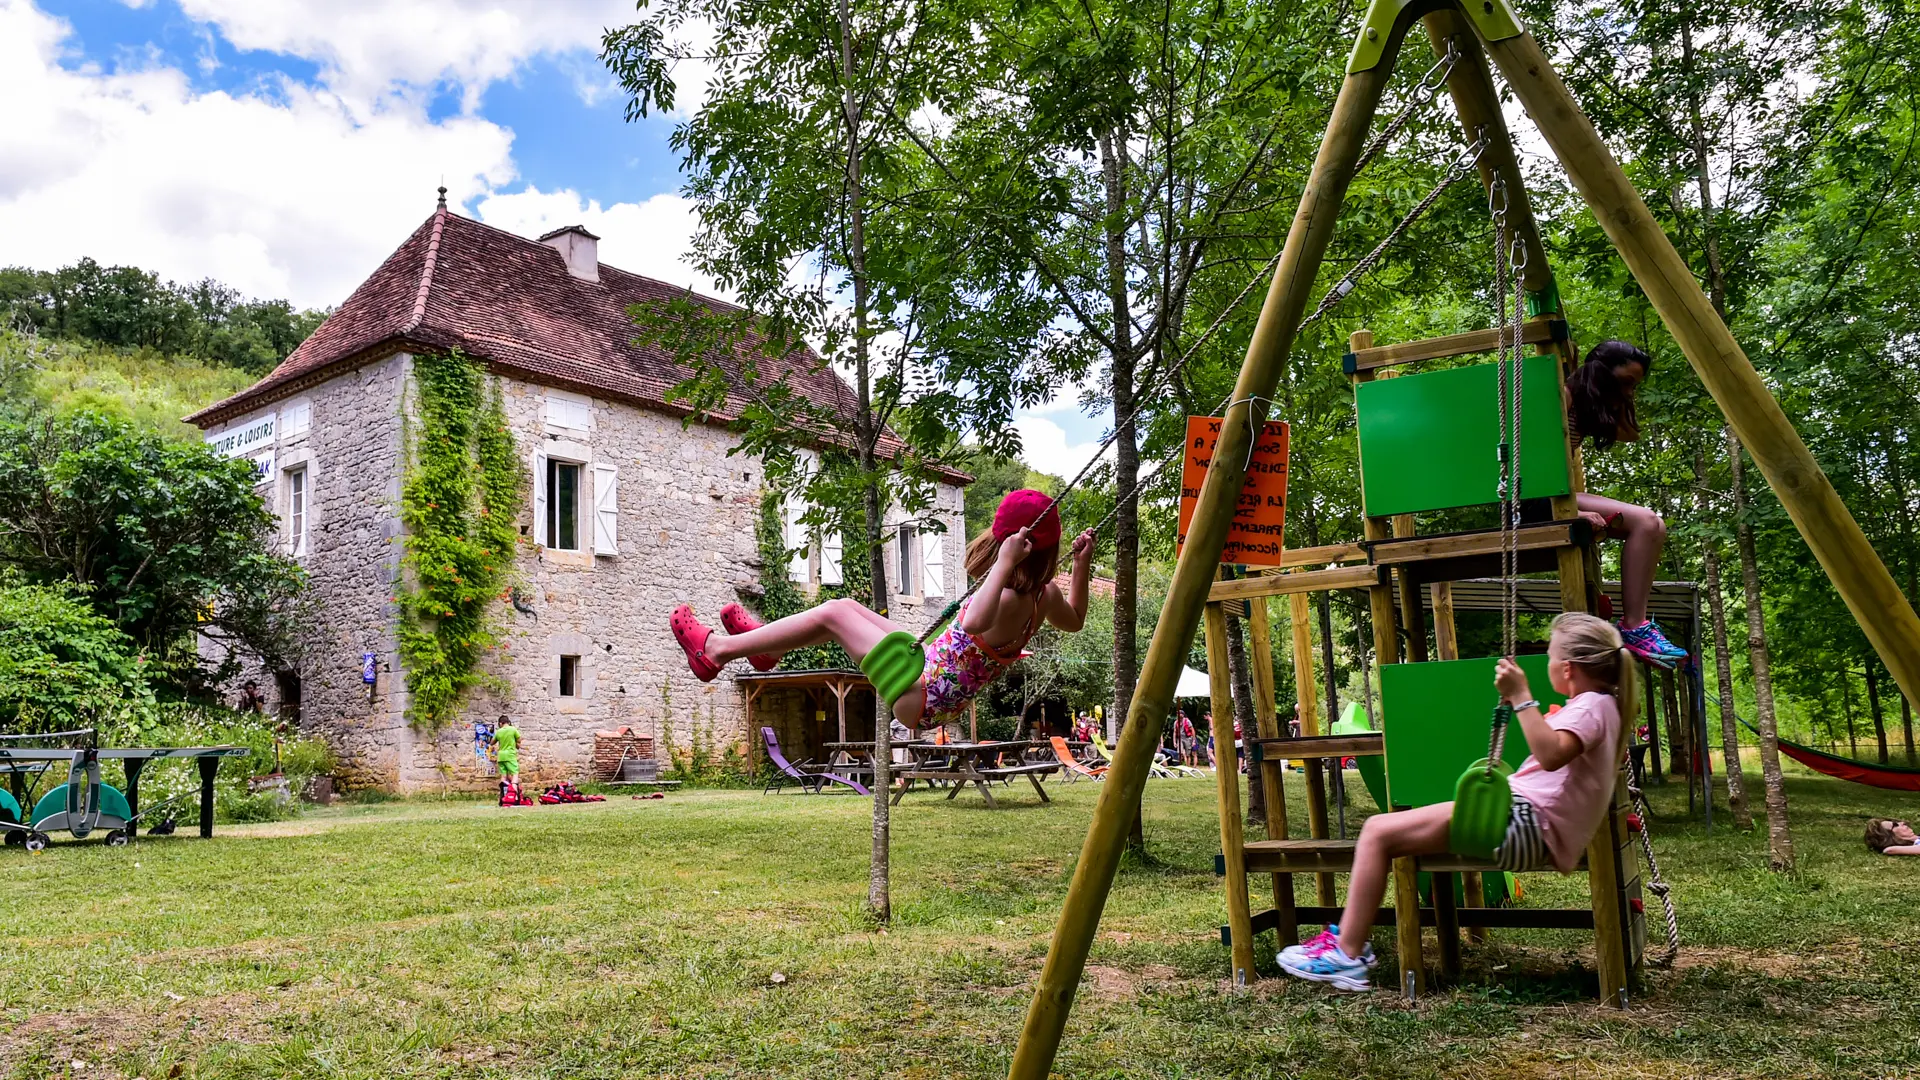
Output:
[532,452,548,548]
[784,496,808,582]
[921,529,945,597]
[592,464,619,555]
[821,531,843,585]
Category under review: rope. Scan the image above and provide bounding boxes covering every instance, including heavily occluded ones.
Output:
[914,74,1482,648]
[1625,747,1682,966]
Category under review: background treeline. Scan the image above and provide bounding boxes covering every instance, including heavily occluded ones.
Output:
[0,258,326,375]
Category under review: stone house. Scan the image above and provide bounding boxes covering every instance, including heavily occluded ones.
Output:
[188,199,969,791]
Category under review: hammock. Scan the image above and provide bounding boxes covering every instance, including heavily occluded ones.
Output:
[1738,718,1920,793]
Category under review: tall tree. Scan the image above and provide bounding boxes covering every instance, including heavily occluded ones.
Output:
[1728,427,1794,870]
[1694,447,1752,829]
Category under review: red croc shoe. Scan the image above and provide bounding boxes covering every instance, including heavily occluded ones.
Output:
[670,604,723,682]
[720,602,778,671]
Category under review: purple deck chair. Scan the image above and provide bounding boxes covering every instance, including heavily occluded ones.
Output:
[762,727,870,795]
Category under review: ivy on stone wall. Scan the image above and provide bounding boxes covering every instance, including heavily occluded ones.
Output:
[396,350,526,730]
[754,491,867,671]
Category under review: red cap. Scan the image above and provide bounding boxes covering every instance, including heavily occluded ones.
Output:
[992,489,1061,549]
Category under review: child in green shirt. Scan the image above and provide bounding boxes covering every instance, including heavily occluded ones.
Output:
[492,716,521,784]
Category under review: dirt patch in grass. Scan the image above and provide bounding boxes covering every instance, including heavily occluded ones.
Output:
[1082,963,1183,999]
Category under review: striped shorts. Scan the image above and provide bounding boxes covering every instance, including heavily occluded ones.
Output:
[1493,794,1551,871]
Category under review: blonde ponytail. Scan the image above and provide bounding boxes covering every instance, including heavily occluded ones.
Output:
[1548,613,1637,739]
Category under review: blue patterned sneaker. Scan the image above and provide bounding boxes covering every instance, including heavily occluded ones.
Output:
[1619,618,1688,668]
[1280,926,1377,969]
[1278,939,1372,992]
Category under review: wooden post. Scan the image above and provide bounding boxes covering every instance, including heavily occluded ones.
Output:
[1247,596,1297,944]
[834,680,850,743]
[1205,602,1256,985]
[1009,39,1405,1077]
[1392,515,1428,663]
[1431,582,1485,942]
[1363,516,1420,992]
[1484,26,1920,708]
[970,700,978,743]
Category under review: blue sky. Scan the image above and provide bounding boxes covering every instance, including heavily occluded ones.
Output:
[1,0,1107,474]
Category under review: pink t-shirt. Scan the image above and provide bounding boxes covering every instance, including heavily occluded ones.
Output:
[1507,691,1622,872]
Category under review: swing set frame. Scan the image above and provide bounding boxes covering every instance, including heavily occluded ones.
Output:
[1007,1,1920,1075]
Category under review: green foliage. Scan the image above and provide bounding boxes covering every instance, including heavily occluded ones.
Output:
[7,331,255,437]
[656,683,761,787]
[0,258,325,374]
[93,702,335,825]
[0,409,309,695]
[0,577,154,735]
[753,490,867,671]
[395,351,526,732]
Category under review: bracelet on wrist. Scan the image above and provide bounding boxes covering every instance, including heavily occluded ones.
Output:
[1509,698,1540,713]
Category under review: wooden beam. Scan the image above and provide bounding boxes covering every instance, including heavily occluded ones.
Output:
[1345,319,1561,373]
[1483,26,1920,710]
[1207,564,1383,602]
[1367,520,1585,565]
[1009,28,1405,1077]
[1246,596,1297,945]
[1204,602,1256,984]
[1254,734,1385,759]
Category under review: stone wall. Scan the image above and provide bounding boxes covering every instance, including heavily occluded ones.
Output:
[204,358,967,793]
[197,353,411,789]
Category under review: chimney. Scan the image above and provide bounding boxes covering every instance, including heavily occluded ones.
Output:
[538,225,601,283]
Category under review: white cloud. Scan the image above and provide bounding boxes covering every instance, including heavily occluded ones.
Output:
[1011,414,1113,481]
[474,187,722,299]
[0,1,709,312]
[171,0,635,115]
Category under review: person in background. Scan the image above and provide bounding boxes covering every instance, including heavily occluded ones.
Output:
[1176,711,1197,767]
[492,715,521,789]
[1865,819,1920,856]
[237,680,266,714]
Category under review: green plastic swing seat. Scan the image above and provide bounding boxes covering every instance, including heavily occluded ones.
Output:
[1450,755,1515,860]
[861,631,926,714]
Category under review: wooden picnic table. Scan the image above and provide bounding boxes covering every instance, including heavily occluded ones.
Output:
[890,740,1058,808]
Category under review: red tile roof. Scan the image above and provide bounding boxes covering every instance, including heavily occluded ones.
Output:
[187,209,967,483]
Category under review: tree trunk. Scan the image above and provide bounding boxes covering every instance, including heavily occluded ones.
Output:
[1728,427,1793,870]
[837,0,889,923]
[1696,448,1752,828]
[1663,668,1687,779]
[1866,664,1890,764]
[1886,430,1920,763]
[1098,129,1145,854]
[1843,672,1859,758]
[1904,694,1916,766]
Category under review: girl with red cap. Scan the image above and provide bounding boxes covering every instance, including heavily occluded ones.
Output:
[669,489,1095,728]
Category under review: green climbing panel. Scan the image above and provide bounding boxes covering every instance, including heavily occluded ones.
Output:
[1380,654,1566,810]
[1331,701,1389,813]
[1354,354,1572,518]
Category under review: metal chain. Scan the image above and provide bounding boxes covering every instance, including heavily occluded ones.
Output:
[1353,40,1461,178]
[1300,137,1486,333]
[1491,172,1518,661]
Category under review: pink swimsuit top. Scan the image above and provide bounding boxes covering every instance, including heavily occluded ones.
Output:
[919,594,1039,721]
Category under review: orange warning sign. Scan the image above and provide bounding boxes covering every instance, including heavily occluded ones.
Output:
[1176,415,1290,567]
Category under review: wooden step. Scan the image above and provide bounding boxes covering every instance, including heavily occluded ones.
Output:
[1206,563,1384,603]
[1233,839,1584,875]
[1343,318,1569,375]
[1365,519,1592,586]
[1225,903,1597,945]
[1250,733,1384,762]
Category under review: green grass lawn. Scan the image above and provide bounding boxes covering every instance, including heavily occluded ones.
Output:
[3,767,1916,1079]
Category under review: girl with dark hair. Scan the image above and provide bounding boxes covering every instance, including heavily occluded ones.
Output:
[670,489,1094,729]
[1865,818,1920,856]
[1561,339,1689,667]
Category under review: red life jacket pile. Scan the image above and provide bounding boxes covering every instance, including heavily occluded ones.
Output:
[538,781,605,805]
[499,779,535,806]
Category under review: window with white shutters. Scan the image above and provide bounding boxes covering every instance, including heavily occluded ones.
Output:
[592,464,619,555]
[921,529,944,597]
[821,531,843,585]
[897,525,917,596]
[784,496,809,582]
